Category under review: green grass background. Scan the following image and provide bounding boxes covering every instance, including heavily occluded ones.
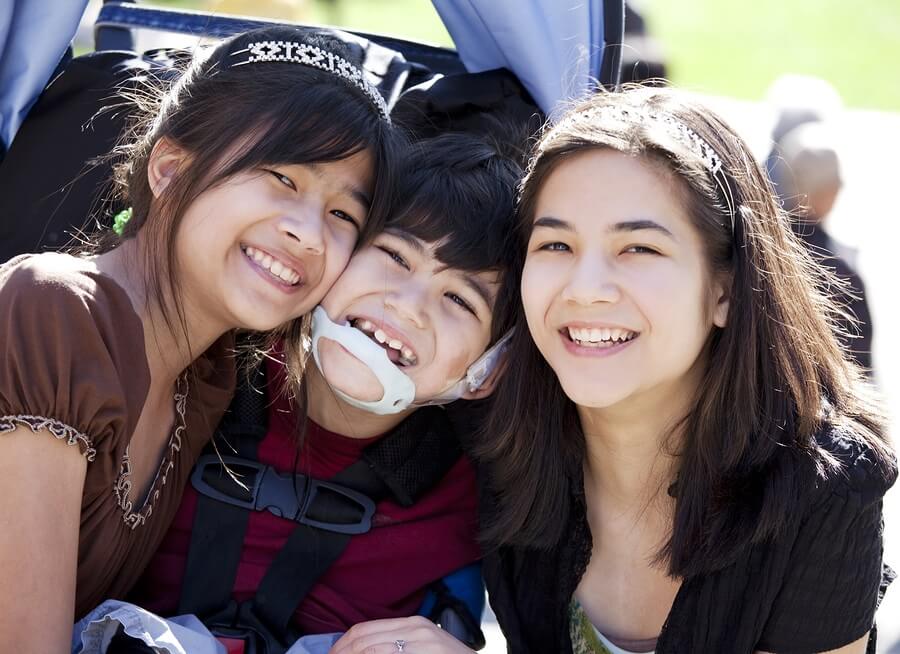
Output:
[150,0,900,111]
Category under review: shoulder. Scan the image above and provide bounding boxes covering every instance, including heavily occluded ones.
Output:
[0,253,149,458]
[0,252,134,323]
[806,421,897,511]
[1,252,95,305]
[755,421,894,652]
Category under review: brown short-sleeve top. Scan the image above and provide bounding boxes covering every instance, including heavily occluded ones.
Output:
[0,253,236,619]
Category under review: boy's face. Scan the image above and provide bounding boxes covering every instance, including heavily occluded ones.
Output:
[316,229,499,403]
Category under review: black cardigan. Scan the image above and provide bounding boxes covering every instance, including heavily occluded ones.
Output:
[482,425,896,654]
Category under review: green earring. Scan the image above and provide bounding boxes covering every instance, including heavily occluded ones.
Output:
[112,207,133,236]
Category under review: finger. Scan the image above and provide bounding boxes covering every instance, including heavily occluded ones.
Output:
[333,616,435,652]
[330,635,408,654]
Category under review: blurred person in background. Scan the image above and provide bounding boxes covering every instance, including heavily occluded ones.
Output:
[764,74,843,206]
[780,121,874,373]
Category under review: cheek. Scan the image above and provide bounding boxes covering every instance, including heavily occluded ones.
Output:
[520,259,558,339]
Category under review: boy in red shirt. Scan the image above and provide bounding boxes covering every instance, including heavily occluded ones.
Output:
[120,130,523,654]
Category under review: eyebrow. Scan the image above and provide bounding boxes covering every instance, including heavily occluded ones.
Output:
[385,228,427,255]
[310,163,371,209]
[533,216,675,239]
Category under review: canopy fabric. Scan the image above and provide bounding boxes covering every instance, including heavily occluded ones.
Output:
[431,0,605,117]
[0,0,89,149]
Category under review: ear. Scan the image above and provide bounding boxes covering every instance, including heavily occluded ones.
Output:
[147,137,188,198]
[460,352,508,401]
[712,277,730,328]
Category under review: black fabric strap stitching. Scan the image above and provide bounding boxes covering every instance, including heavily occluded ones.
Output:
[177,360,268,617]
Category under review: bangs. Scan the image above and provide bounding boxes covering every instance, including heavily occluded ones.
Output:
[391,204,512,274]
[387,136,520,273]
[225,80,384,171]
[179,71,397,244]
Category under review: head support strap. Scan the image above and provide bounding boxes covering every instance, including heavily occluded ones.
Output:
[230,40,391,122]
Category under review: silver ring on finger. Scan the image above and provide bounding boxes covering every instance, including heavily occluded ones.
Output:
[394,639,407,652]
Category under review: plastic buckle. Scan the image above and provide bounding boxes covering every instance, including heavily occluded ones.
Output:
[191,455,375,535]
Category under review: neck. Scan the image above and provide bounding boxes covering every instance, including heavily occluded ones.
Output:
[578,375,700,508]
[304,363,411,439]
[94,239,226,389]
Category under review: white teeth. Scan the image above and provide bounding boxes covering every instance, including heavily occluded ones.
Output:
[243,246,301,285]
[351,319,418,366]
[567,326,637,345]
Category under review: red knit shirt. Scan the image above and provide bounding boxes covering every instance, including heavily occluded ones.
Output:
[130,360,480,634]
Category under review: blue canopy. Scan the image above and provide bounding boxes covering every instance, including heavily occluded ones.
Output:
[0,0,88,150]
[432,0,607,116]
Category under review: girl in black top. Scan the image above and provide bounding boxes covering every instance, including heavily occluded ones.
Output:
[478,86,896,654]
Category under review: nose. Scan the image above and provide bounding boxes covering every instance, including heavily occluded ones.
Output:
[560,253,621,306]
[384,279,429,329]
[278,204,325,256]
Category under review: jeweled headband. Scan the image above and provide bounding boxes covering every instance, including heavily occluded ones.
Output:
[230,40,391,122]
[544,104,736,225]
[546,104,723,176]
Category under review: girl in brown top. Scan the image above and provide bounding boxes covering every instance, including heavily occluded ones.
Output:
[0,25,398,653]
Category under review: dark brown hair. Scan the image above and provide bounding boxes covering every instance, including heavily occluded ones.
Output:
[101,26,400,371]
[385,126,528,344]
[479,85,891,576]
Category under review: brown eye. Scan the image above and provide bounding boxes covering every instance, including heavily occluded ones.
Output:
[623,245,660,255]
[446,292,476,316]
[330,210,360,230]
[266,169,296,191]
[377,246,410,271]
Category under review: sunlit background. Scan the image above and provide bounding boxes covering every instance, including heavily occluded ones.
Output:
[76,1,900,651]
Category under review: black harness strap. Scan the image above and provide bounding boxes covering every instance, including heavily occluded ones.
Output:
[250,458,387,639]
[180,374,463,651]
[178,363,269,617]
[250,406,462,641]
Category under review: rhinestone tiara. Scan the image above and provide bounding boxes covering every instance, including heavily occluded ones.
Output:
[548,105,723,176]
[230,40,390,122]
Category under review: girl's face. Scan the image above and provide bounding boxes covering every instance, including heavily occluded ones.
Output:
[171,149,374,333]
[316,229,498,403]
[521,148,728,413]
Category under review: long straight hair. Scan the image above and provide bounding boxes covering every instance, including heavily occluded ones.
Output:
[96,26,400,378]
[478,86,892,576]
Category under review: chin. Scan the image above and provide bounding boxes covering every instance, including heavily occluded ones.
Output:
[558,378,635,410]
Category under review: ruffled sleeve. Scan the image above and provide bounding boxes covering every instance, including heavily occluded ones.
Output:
[0,254,147,463]
[756,429,898,653]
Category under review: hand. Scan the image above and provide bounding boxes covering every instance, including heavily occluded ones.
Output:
[329,616,475,654]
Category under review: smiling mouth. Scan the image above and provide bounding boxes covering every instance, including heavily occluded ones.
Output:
[350,317,418,367]
[242,245,303,286]
[563,326,639,348]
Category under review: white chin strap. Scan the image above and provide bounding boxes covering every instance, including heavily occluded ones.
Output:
[310,306,513,415]
[417,329,514,406]
[311,306,415,415]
